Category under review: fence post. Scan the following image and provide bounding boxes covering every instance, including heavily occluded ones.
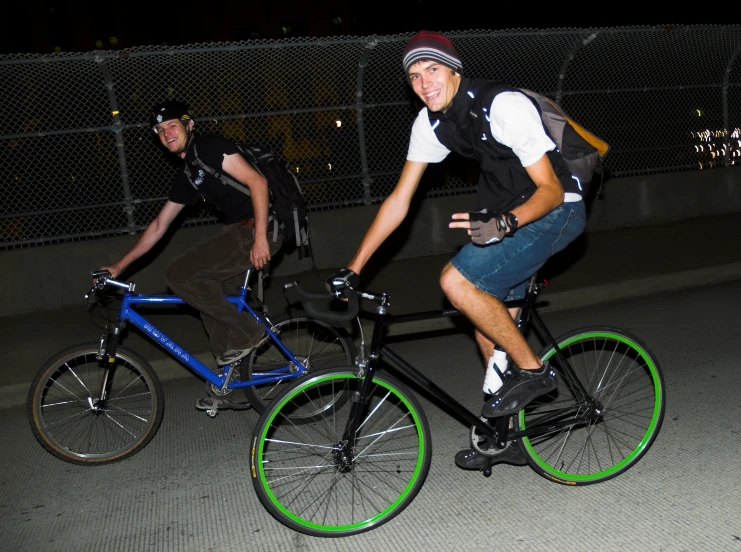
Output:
[356,38,378,205]
[97,58,137,233]
[555,32,599,105]
[722,43,741,167]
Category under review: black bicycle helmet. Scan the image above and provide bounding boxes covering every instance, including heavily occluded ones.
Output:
[150,100,192,133]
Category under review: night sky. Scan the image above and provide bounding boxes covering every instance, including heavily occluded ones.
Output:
[0,0,733,55]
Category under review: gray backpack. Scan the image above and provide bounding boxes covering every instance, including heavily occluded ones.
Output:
[520,89,610,197]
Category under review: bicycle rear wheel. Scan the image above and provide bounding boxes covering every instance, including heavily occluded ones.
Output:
[242,310,355,415]
[517,326,665,485]
[251,368,431,537]
[28,343,164,465]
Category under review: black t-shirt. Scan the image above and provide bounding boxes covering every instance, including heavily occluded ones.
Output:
[169,134,255,223]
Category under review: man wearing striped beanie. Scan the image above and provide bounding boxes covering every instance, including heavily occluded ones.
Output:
[328,31,587,472]
[402,30,463,75]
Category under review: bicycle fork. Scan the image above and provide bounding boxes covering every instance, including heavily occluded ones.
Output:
[331,357,377,472]
[91,323,123,411]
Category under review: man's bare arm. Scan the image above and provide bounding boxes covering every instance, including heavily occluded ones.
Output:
[450,154,564,232]
[100,200,184,278]
[221,152,271,269]
[347,160,428,274]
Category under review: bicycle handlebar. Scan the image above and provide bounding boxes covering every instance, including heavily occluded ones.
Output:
[86,270,136,299]
[282,281,359,325]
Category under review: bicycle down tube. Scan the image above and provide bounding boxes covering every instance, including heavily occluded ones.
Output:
[115,293,304,389]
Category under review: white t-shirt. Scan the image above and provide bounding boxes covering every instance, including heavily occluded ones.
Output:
[407,91,556,166]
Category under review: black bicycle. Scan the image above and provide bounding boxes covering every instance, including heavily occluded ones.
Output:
[249,275,666,537]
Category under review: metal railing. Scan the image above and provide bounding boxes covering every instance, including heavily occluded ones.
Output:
[2,25,740,249]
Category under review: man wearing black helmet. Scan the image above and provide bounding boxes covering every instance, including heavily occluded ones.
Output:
[100,100,281,411]
[327,31,589,471]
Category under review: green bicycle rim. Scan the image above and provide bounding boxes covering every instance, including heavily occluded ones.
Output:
[256,371,428,533]
[518,330,663,483]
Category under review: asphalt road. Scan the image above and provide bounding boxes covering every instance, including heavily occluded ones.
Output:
[1,281,740,552]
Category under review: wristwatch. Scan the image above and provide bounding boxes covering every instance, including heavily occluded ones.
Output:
[503,212,519,235]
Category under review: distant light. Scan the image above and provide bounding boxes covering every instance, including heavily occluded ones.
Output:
[332,17,342,25]
[696,109,702,117]
[109,36,118,46]
[327,164,332,171]
[53,46,61,53]
[295,166,300,174]
[95,39,103,49]
[335,120,342,128]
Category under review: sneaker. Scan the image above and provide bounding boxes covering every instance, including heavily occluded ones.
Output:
[216,347,255,367]
[195,397,252,411]
[481,362,557,418]
[454,444,528,470]
[216,333,269,366]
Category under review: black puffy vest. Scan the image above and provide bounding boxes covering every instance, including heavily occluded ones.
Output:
[428,77,575,213]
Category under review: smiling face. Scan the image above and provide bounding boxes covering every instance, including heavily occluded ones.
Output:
[155,118,192,157]
[408,60,461,113]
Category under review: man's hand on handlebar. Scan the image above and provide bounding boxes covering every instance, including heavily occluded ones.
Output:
[326,268,359,298]
[98,265,121,279]
[86,269,111,299]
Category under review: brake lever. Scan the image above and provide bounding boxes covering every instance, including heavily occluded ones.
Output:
[85,271,111,300]
[85,280,104,300]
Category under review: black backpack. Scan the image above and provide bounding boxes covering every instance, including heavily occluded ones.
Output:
[184,141,310,256]
[520,89,611,199]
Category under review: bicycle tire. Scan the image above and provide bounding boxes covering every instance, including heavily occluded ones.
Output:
[250,367,432,537]
[28,343,165,466]
[242,310,356,415]
[516,326,665,485]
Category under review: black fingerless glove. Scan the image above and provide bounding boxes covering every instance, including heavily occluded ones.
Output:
[327,268,359,297]
[468,209,507,245]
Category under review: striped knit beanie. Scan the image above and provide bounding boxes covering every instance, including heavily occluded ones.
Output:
[402,30,462,74]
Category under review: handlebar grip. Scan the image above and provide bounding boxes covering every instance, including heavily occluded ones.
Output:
[282,281,359,325]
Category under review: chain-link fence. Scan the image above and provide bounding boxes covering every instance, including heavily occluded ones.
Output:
[2,25,741,249]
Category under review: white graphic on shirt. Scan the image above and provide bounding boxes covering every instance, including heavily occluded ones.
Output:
[194,168,205,187]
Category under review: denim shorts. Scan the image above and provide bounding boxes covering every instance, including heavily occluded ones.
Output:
[450,201,587,300]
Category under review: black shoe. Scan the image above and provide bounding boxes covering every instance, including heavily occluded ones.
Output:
[481,362,557,418]
[454,444,528,470]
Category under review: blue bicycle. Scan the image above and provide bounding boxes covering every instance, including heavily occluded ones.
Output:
[27,269,355,465]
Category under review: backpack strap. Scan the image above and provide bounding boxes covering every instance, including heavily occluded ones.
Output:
[183,144,277,235]
[191,145,254,196]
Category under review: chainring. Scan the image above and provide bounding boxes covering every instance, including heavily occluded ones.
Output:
[469,415,514,457]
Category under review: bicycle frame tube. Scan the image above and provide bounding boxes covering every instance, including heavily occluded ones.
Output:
[526,308,591,399]
[342,283,588,445]
[344,306,500,444]
[117,292,306,388]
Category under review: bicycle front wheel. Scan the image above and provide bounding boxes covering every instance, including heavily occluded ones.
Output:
[242,310,355,414]
[517,326,665,485]
[251,368,431,538]
[28,343,165,465]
